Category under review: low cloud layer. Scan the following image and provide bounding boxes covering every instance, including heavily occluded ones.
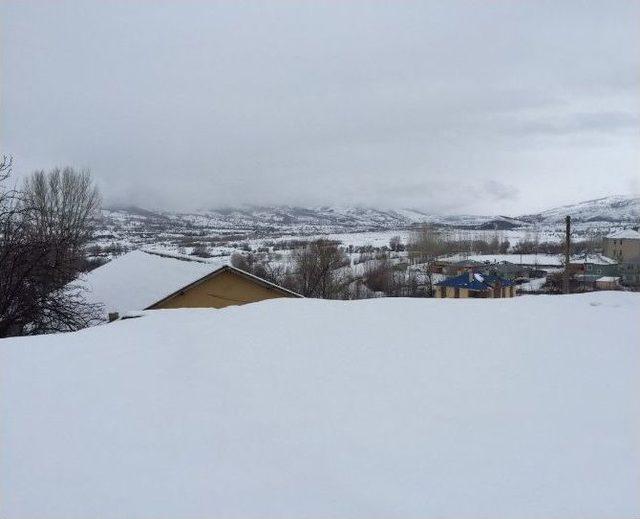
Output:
[1,1,638,214]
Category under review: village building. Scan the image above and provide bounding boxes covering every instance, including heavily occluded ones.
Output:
[487,261,530,280]
[434,271,515,298]
[603,229,640,263]
[146,265,301,310]
[620,257,640,286]
[569,253,619,279]
[437,253,625,291]
[438,253,564,270]
[595,276,622,290]
[602,230,640,287]
[439,259,484,276]
[80,250,301,319]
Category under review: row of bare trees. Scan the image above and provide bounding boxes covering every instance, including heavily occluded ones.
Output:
[232,239,433,300]
[234,226,510,299]
[230,223,611,300]
[0,156,101,337]
[232,239,352,299]
[232,231,444,299]
[230,228,455,300]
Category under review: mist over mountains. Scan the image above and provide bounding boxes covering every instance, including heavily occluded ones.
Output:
[104,195,640,234]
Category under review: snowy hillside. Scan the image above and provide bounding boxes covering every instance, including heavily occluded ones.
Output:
[101,205,530,234]
[520,195,640,224]
[1,293,639,518]
[93,196,639,257]
[100,196,639,244]
[102,205,417,233]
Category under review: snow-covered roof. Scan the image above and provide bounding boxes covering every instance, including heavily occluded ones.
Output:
[440,253,618,267]
[606,228,640,240]
[596,276,621,283]
[569,253,618,265]
[439,253,564,267]
[80,250,228,314]
[434,271,514,290]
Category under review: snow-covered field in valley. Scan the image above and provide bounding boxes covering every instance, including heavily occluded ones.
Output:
[1,293,639,518]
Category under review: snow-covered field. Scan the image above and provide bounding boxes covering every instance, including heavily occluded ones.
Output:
[437,252,617,267]
[93,196,640,265]
[517,276,549,292]
[1,293,639,518]
[117,229,565,264]
[251,228,564,249]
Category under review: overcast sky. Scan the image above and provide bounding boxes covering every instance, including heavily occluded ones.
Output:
[2,1,639,214]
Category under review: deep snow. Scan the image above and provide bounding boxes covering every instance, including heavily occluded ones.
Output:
[1,293,639,518]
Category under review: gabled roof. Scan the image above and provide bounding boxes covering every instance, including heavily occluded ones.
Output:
[438,253,564,267]
[444,259,484,267]
[481,273,516,287]
[491,262,527,272]
[569,253,618,266]
[606,229,640,240]
[596,276,621,283]
[146,264,302,309]
[80,250,301,315]
[434,272,513,291]
[80,250,226,314]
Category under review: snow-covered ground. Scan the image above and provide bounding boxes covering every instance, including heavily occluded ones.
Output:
[437,252,618,267]
[252,229,414,249]
[241,228,568,252]
[439,253,566,267]
[517,276,548,292]
[1,293,639,518]
[96,202,639,260]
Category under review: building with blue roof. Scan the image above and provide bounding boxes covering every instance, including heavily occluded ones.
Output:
[434,271,515,298]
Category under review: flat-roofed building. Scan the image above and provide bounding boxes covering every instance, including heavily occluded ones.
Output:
[603,229,640,262]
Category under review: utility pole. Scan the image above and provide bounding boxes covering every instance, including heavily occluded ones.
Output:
[563,215,571,294]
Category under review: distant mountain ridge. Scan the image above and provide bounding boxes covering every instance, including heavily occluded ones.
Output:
[102,195,639,234]
[518,195,640,224]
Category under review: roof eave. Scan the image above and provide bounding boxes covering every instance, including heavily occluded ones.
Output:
[145,264,303,310]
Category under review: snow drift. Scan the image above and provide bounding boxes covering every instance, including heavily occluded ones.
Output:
[1,293,639,518]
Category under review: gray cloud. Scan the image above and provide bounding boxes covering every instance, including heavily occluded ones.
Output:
[483,181,520,202]
[502,111,639,138]
[1,0,638,215]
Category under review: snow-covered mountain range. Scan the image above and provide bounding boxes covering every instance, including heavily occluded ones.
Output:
[519,195,640,224]
[102,195,639,235]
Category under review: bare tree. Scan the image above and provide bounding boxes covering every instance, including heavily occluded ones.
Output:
[290,240,350,299]
[190,244,213,258]
[231,250,292,287]
[363,257,395,294]
[408,224,447,296]
[0,164,103,337]
[389,235,403,252]
[0,156,17,215]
